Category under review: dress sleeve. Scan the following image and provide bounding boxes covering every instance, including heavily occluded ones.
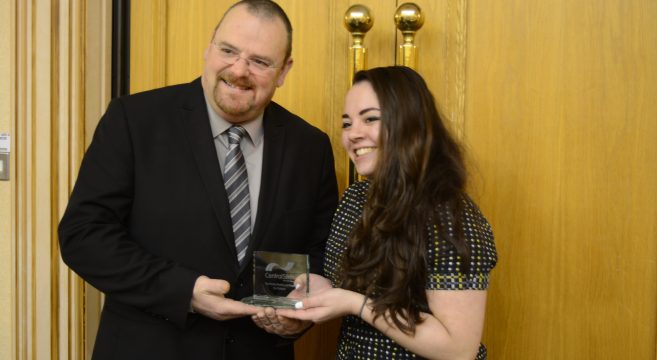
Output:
[426,197,498,290]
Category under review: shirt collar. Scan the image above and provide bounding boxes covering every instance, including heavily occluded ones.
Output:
[205,97,264,146]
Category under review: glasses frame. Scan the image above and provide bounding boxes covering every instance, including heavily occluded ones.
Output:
[211,42,282,75]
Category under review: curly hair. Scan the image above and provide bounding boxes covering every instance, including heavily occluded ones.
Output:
[340,66,470,335]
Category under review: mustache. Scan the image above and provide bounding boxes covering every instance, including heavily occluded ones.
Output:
[217,72,254,89]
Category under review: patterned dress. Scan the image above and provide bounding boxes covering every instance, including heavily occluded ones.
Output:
[324,181,497,360]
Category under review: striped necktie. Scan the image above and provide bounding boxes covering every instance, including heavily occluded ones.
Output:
[224,126,251,264]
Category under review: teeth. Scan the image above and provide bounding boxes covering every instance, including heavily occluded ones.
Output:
[223,79,250,90]
[355,147,374,156]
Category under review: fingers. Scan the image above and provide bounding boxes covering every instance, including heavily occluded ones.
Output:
[307,274,333,294]
[204,278,231,295]
[275,307,319,322]
[201,297,259,321]
[190,276,256,321]
[294,296,316,309]
[252,307,280,333]
[289,274,332,299]
[193,276,231,297]
[275,308,301,319]
[223,297,260,316]
[293,274,308,293]
[251,307,312,336]
[275,302,317,321]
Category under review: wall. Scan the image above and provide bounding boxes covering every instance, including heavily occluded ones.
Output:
[7,1,111,359]
[0,0,14,359]
[466,1,657,358]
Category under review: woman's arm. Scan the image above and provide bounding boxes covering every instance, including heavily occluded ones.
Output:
[280,287,487,360]
[364,289,486,360]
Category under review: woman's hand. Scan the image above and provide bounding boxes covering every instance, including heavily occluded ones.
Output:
[287,273,333,299]
[277,287,363,323]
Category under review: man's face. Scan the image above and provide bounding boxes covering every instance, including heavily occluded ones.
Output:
[202,5,293,124]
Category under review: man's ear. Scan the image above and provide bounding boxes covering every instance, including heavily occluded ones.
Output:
[203,45,210,62]
[276,57,294,88]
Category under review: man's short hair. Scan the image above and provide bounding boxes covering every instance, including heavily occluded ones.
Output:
[214,0,293,60]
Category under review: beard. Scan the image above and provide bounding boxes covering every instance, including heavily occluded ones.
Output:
[213,72,256,117]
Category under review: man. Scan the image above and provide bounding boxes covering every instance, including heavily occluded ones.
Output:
[58,1,338,359]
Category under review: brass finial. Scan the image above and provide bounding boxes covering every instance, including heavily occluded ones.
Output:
[343,4,373,70]
[394,3,424,34]
[344,4,374,43]
[344,5,374,184]
[394,3,424,69]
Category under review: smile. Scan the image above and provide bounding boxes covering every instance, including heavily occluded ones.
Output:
[355,147,375,156]
[222,79,252,91]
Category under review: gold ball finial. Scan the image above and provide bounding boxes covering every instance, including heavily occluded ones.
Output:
[394,3,424,33]
[344,4,374,34]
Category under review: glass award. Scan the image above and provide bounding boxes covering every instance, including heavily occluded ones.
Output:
[241,251,309,308]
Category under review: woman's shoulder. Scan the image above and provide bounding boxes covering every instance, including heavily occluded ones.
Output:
[340,180,370,203]
[459,195,494,236]
[331,180,369,224]
[431,194,497,260]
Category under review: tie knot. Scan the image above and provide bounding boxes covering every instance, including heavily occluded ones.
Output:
[227,126,247,145]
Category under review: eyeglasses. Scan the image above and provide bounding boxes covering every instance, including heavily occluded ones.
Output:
[211,42,280,75]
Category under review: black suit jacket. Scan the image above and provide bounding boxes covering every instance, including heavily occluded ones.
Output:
[58,78,338,360]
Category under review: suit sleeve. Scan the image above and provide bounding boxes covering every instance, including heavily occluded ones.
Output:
[306,133,339,274]
[58,98,199,329]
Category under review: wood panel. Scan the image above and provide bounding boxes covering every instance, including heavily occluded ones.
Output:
[0,0,13,357]
[10,0,112,359]
[465,1,657,358]
[130,0,167,92]
[412,0,468,138]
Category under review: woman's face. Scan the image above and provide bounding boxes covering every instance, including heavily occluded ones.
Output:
[341,81,381,177]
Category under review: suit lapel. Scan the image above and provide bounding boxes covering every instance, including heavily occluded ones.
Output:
[243,104,285,272]
[179,79,238,271]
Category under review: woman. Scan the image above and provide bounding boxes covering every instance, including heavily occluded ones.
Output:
[267,66,497,359]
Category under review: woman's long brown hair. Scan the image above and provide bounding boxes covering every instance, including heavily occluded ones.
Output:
[340,66,470,335]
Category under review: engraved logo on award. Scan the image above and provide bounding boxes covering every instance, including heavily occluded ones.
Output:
[242,251,309,308]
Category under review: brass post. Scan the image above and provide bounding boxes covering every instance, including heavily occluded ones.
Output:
[344,5,373,184]
[344,4,373,84]
[394,3,424,69]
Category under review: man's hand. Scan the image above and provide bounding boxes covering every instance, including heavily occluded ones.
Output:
[190,275,259,321]
[252,306,313,337]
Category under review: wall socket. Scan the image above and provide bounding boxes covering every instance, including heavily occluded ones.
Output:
[0,153,8,180]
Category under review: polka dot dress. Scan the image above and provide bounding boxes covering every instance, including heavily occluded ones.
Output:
[324,181,497,360]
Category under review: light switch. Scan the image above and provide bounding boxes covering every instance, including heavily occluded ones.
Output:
[0,153,8,180]
[0,133,8,153]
